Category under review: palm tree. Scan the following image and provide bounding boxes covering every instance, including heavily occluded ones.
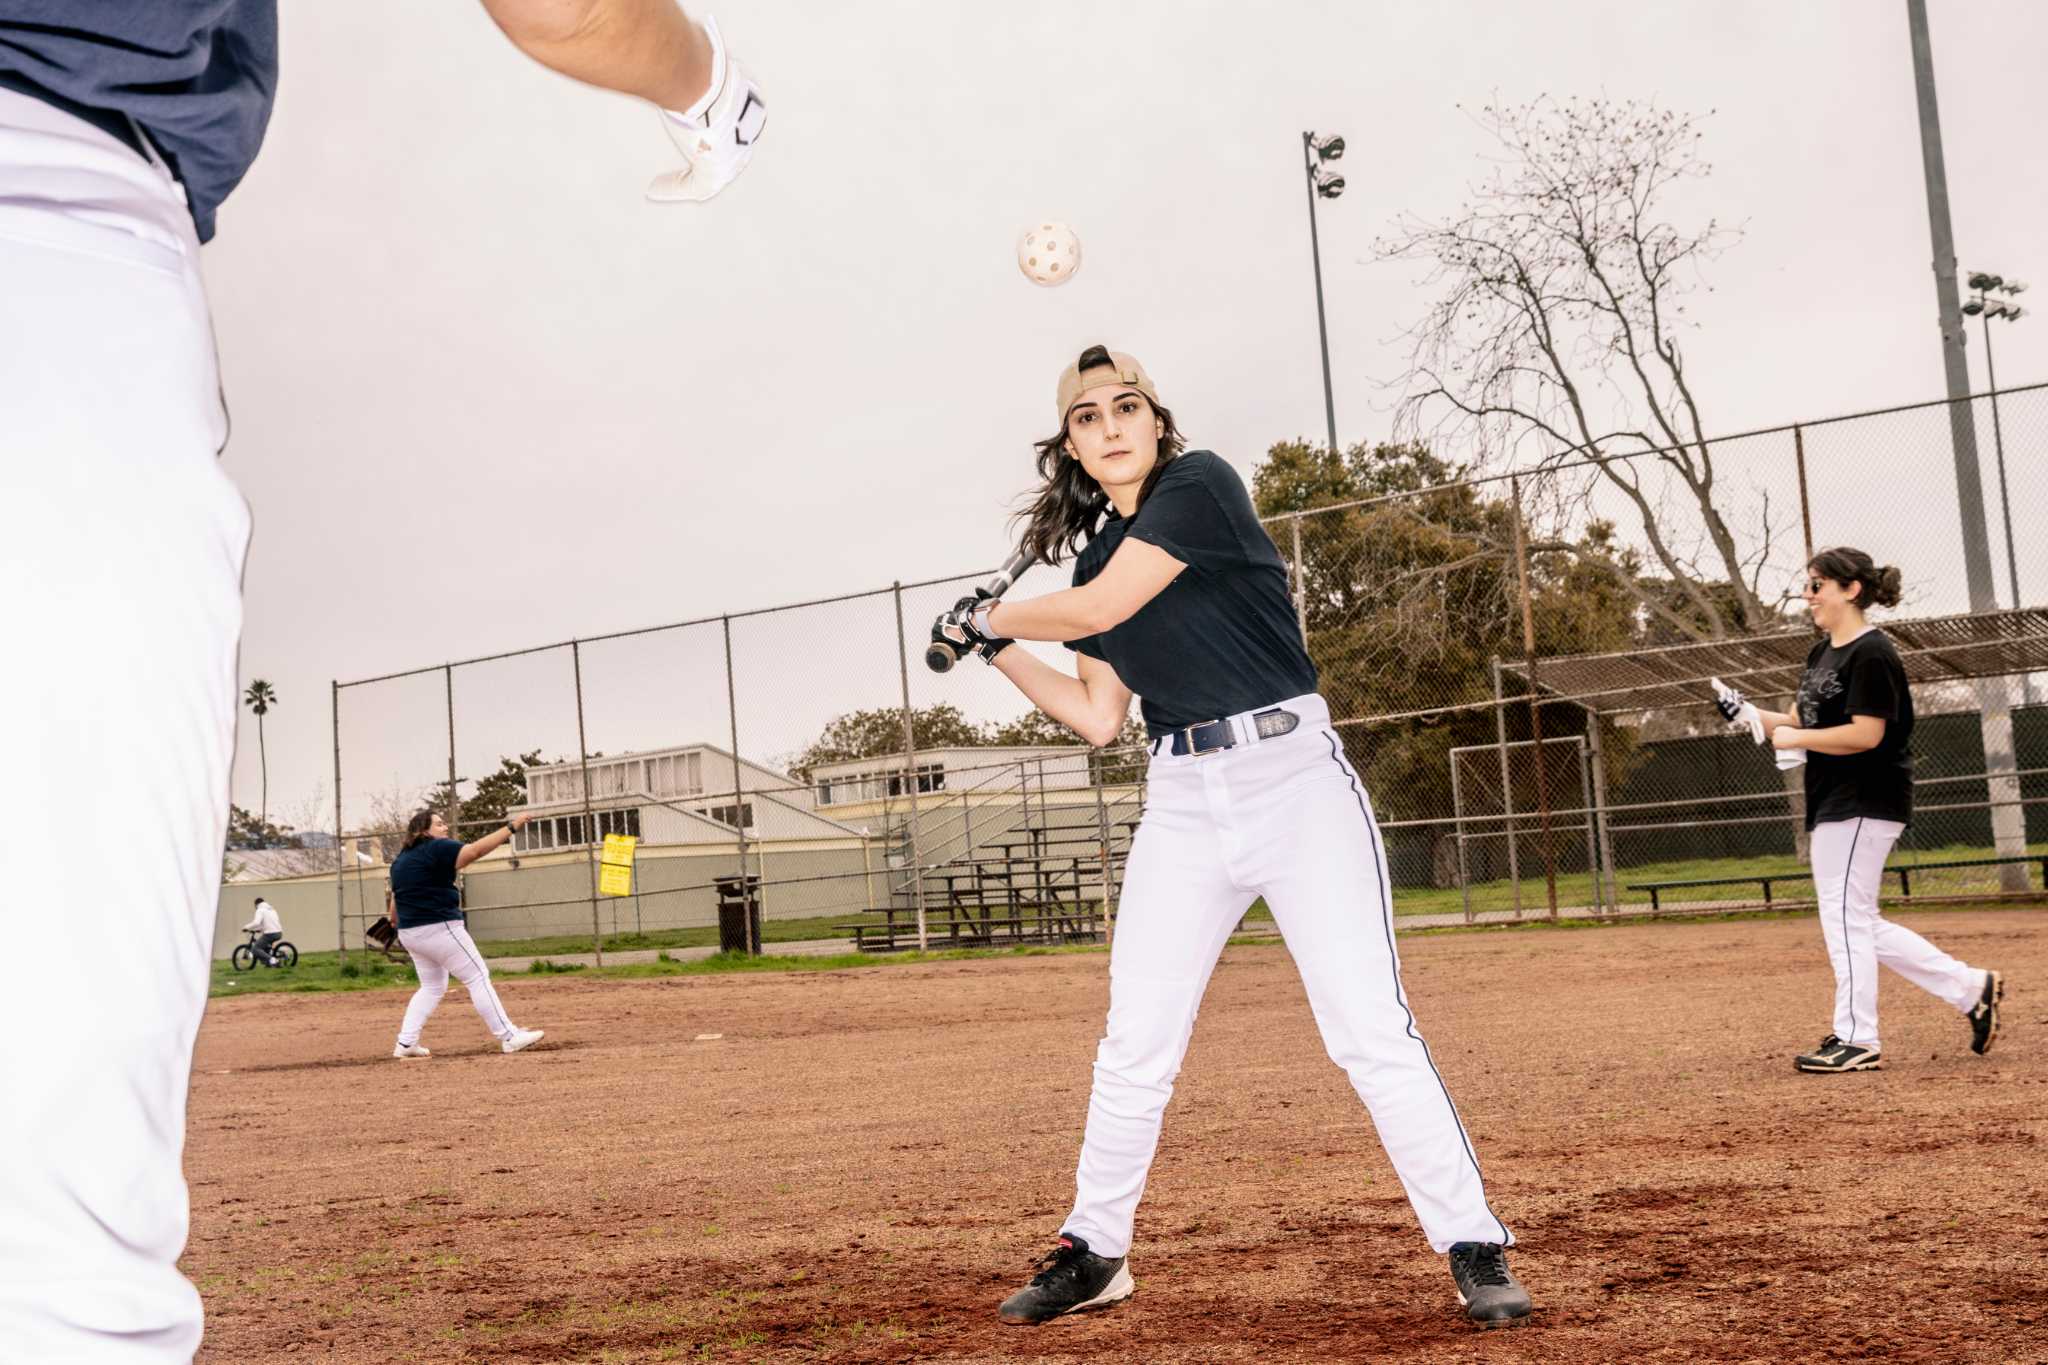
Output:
[243,680,278,836]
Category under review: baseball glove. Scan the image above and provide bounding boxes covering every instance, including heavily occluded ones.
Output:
[365,917,398,951]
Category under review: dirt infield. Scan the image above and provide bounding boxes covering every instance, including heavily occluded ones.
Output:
[185,909,2047,1363]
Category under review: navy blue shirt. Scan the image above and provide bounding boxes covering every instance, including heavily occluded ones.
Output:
[1796,628,1915,830]
[0,2,278,241]
[389,838,465,929]
[1066,451,1318,736]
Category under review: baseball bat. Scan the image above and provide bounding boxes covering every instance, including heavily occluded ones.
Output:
[925,546,1036,673]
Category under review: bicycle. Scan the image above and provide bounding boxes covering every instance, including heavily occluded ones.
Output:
[232,930,298,971]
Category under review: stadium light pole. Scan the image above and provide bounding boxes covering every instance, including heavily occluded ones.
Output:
[1906,0,2027,887]
[1302,130,1346,457]
[1963,272,2028,609]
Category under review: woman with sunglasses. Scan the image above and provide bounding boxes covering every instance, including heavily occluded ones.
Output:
[1722,548,2003,1073]
[930,345,1530,1330]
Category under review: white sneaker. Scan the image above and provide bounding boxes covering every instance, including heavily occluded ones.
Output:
[392,1043,431,1059]
[646,16,765,204]
[501,1028,546,1054]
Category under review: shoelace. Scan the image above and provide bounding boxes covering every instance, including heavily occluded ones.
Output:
[1456,1246,1511,1288]
[1029,1242,1089,1287]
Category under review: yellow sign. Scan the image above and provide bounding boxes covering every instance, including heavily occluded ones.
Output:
[599,834,639,897]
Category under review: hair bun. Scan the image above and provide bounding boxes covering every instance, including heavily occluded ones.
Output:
[1874,565,1903,608]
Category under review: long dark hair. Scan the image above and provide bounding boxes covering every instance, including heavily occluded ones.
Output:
[1809,546,1903,609]
[1015,348,1188,567]
[401,809,437,852]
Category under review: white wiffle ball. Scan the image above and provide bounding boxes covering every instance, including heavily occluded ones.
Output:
[1017,221,1081,287]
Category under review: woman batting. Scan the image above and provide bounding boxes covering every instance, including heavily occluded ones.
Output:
[1717,547,2003,1072]
[930,345,1531,1329]
[384,810,546,1059]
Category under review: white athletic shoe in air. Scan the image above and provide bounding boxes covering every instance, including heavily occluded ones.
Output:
[646,16,765,204]
[501,1028,546,1054]
[392,1043,431,1059]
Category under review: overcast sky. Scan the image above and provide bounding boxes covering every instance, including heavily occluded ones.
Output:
[204,0,2048,829]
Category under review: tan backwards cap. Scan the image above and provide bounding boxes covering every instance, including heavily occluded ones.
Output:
[1055,346,1161,426]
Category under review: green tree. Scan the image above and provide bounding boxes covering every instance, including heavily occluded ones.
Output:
[242,679,278,830]
[425,749,546,839]
[1254,439,1640,870]
[227,803,293,850]
[788,704,986,783]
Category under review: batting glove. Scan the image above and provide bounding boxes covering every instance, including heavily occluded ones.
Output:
[647,16,766,204]
[932,593,1012,664]
[1710,677,1766,745]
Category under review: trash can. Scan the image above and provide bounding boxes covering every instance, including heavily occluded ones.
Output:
[713,874,761,955]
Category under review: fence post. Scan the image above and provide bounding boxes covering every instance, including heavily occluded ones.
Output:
[1490,657,1522,918]
[721,615,758,954]
[1093,750,1116,945]
[1576,734,1600,916]
[1510,476,1560,919]
[1290,514,1308,641]
[892,583,930,953]
[570,641,604,966]
[1793,423,1814,561]
[444,664,459,834]
[1584,714,1618,913]
[332,679,347,963]
[1449,745,1473,924]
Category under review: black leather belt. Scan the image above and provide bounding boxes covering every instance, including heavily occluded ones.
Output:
[1152,707,1300,757]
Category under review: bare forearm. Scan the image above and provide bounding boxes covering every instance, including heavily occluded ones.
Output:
[991,651,1126,747]
[989,588,1111,645]
[457,824,515,870]
[480,0,712,109]
[1778,724,1875,756]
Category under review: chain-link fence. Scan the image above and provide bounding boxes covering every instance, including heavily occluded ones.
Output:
[275,385,2048,960]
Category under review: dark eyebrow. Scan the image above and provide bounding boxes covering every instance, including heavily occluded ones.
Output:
[1070,390,1142,413]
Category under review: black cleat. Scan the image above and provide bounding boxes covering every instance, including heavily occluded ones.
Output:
[1794,1034,1882,1073]
[1449,1242,1530,1328]
[1969,971,2004,1056]
[997,1234,1134,1324]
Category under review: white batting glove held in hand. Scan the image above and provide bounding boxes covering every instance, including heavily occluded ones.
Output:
[1710,677,1765,745]
[648,16,765,204]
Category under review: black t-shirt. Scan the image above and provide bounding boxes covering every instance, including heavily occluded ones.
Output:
[1796,628,1914,830]
[1065,451,1318,736]
[0,1,279,242]
[389,837,466,929]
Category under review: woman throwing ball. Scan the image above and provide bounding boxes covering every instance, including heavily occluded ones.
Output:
[383,810,546,1059]
[930,345,1529,1329]
[1718,548,2003,1073]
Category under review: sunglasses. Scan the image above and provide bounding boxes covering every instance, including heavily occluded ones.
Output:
[1801,577,1830,596]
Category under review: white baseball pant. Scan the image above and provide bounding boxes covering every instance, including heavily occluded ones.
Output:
[1061,694,1511,1258]
[0,88,249,1361]
[396,921,524,1045]
[1810,816,1988,1050]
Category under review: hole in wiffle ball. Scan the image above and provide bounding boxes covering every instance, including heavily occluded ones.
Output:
[1028,256,1038,267]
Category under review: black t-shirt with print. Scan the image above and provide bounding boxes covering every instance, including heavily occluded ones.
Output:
[1796,628,1913,830]
[1064,450,1318,736]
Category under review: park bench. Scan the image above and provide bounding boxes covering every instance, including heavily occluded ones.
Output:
[1627,853,2048,911]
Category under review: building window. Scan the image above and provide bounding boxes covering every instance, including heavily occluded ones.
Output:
[817,779,834,806]
[884,764,945,797]
[697,802,753,829]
